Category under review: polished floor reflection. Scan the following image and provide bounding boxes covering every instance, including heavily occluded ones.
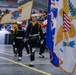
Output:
[0,45,76,75]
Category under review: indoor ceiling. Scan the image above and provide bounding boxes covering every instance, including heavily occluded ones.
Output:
[0,0,47,11]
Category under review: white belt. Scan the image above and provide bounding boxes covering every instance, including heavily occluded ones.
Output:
[16,37,23,39]
[29,34,39,37]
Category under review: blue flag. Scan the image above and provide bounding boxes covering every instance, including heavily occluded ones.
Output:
[46,0,59,67]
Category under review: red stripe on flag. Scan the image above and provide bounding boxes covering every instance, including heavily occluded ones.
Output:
[63,12,71,32]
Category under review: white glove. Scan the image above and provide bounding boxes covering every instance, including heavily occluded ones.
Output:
[15,48,17,50]
[41,40,44,44]
[24,38,28,42]
[32,48,36,52]
[13,42,15,45]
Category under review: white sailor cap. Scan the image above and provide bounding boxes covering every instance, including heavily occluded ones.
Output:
[31,14,40,17]
[17,21,23,25]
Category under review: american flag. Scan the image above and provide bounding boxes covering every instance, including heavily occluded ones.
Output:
[63,12,71,32]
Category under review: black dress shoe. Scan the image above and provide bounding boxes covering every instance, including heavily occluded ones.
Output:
[29,63,35,67]
[18,57,22,61]
[39,55,44,58]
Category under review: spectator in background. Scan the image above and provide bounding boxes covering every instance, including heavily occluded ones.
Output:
[43,10,47,20]
[39,10,43,14]
[5,9,9,14]
[32,11,36,14]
